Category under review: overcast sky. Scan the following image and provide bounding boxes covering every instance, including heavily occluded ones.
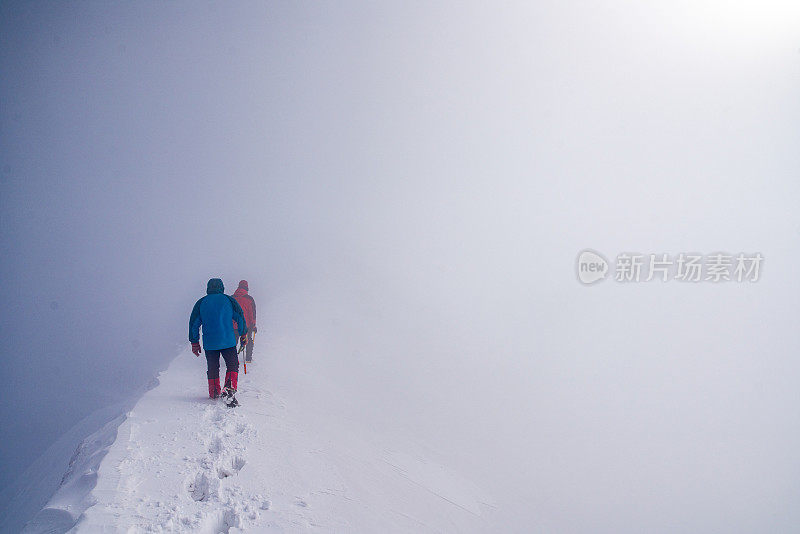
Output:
[1,1,799,531]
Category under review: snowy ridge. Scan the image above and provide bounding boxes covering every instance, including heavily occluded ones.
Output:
[21,412,129,533]
[40,352,497,532]
[15,374,168,534]
[1,394,154,534]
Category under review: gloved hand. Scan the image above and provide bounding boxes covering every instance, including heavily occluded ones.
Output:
[240,335,248,346]
[252,326,257,334]
[191,342,201,356]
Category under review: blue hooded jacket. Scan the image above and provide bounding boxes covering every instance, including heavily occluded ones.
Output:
[189,278,247,351]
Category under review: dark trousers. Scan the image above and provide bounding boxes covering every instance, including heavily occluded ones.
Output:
[245,330,254,362]
[205,346,239,379]
[235,330,255,362]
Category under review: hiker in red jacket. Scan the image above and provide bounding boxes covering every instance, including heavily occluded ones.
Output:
[232,280,257,363]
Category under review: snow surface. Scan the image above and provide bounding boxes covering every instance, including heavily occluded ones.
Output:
[28,351,495,533]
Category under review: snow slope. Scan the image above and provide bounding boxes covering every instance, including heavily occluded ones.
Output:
[31,350,495,533]
[0,402,133,534]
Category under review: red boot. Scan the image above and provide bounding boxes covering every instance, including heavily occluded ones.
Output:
[208,378,221,399]
[224,371,238,392]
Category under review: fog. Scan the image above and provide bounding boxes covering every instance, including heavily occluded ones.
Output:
[1,1,799,531]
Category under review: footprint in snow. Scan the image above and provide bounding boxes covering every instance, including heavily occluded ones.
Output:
[208,437,224,454]
[217,456,246,479]
[187,472,218,502]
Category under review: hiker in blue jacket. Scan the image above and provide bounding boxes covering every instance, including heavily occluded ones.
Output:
[189,278,247,401]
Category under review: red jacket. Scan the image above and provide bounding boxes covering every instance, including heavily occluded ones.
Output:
[232,287,256,333]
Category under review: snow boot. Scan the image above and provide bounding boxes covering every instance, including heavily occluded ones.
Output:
[222,371,239,407]
[208,378,221,399]
[224,371,238,392]
[221,386,239,407]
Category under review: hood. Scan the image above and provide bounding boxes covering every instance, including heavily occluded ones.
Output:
[237,280,249,291]
[206,278,224,294]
